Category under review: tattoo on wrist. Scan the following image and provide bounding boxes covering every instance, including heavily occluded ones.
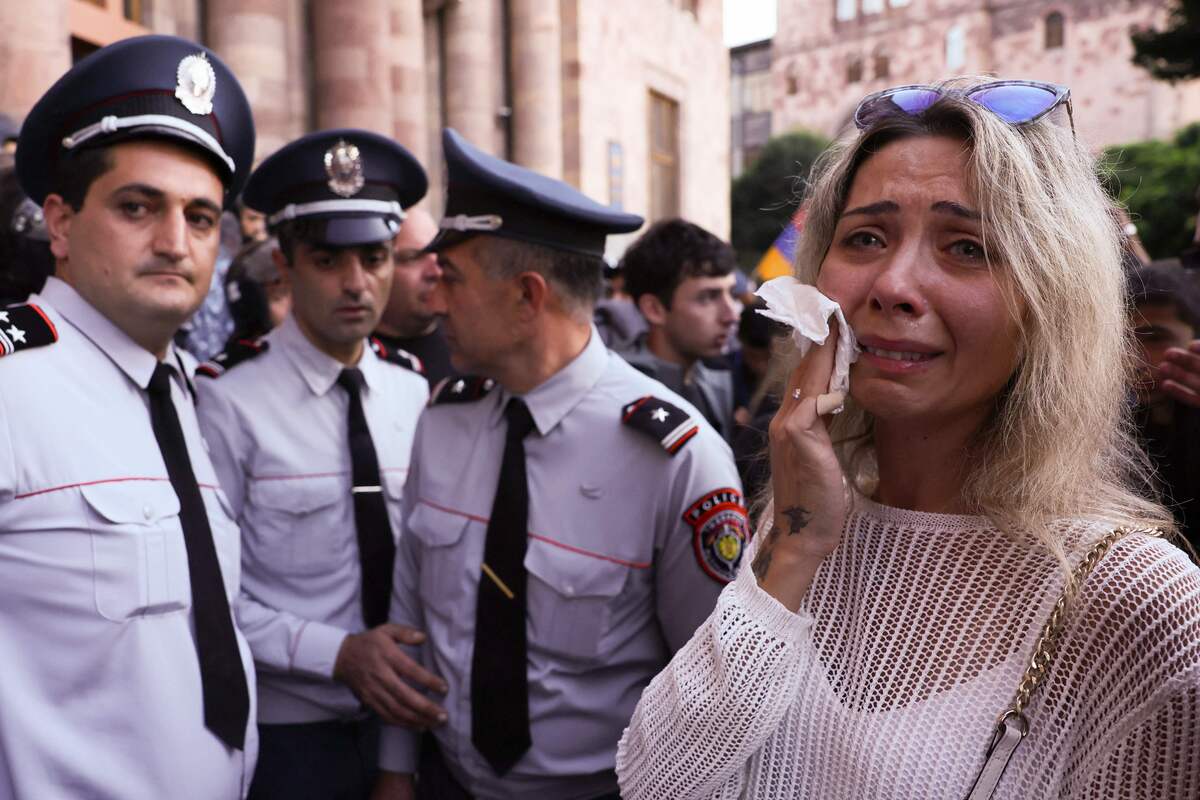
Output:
[782,506,811,535]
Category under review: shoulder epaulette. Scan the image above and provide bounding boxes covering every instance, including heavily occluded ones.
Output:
[196,338,268,379]
[430,375,495,406]
[369,336,424,374]
[621,395,699,456]
[0,304,58,358]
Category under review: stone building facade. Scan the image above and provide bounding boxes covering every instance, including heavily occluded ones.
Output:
[0,0,731,251]
[731,37,772,178]
[769,0,1200,148]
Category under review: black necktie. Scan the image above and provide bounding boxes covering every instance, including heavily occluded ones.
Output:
[146,363,249,751]
[337,368,396,629]
[471,398,536,775]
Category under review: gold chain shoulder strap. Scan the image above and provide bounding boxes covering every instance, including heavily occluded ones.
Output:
[963,525,1160,800]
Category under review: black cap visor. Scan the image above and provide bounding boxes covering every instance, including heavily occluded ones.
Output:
[311,214,400,248]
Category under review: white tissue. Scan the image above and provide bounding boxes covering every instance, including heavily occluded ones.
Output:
[754,276,860,396]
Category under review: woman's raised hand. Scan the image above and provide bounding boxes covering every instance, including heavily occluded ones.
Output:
[753,327,849,612]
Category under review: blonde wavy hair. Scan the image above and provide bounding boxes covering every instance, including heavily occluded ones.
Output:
[776,76,1175,561]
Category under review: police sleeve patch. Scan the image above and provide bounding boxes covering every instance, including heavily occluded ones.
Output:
[0,304,58,357]
[430,375,495,405]
[196,338,268,379]
[621,395,699,456]
[369,336,424,374]
[683,487,749,584]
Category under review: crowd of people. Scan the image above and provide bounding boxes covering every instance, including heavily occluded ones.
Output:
[0,34,1197,800]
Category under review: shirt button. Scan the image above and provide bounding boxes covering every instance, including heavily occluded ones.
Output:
[564,584,575,597]
[142,504,153,520]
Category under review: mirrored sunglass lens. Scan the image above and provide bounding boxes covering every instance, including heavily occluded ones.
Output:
[858,88,940,126]
[887,88,941,114]
[969,84,1057,123]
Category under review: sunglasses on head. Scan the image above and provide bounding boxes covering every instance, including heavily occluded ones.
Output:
[854,80,1073,133]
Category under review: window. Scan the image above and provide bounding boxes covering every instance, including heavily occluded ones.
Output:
[786,69,799,95]
[70,0,149,51]
[862,0,884,14]
[1045,12,1065,49]
[744,71,772,113]
[889,0,911,6]
[945,24,965,71]
[836,0,856,22]
[847,58,864,84]
[874,53,890,80]
[648,92,680,221]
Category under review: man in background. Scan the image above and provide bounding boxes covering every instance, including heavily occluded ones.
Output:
[617,218,740,439]
[373,206,454,386]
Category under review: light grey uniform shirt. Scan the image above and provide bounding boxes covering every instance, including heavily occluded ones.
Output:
[196,314,428,723]
[379,330,748,800]
[0,278,257,799]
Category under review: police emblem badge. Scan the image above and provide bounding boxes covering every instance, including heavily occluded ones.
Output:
[325,139,365,197]
[175,53,216,115]
[683,488,749,584]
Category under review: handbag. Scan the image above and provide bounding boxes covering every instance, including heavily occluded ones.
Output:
[963,526,1158,800]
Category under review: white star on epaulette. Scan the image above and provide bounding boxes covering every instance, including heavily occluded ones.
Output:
[0,311,8,323]
[6,325,25,344]
[651,407,669,422]
[451,379,466,394]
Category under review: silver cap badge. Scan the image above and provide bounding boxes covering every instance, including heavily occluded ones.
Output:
[175,53,216,115]
[325,140,365,198]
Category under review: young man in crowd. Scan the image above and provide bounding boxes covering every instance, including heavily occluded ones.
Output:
[617,218,741,439]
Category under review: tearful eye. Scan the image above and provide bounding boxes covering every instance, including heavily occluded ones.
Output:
[950,239,986,261]
[845,231,884,249]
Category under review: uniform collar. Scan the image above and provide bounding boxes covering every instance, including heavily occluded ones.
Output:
[492,326,608,436]
[275,312,379,396]
[38,276,189,392]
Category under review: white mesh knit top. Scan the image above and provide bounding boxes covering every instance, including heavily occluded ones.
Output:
[616,497,1200,799]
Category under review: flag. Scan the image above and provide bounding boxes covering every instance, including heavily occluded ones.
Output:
[754,204,807,281]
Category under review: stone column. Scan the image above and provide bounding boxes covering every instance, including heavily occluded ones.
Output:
[311,0,393,134]
[509,0,562,177]
[0,0,69,119]
[442,0,499,153]
[205,0,293,159]
[390,0,428,166]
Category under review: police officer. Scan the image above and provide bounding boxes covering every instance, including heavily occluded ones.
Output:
[373,129,750,800]
[0,35,257,798]
[195,129,439,799]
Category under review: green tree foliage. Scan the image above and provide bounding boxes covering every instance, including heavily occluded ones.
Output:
[1131,0,1200,82]
[730,131,831,269]
[1104,123,1200,260]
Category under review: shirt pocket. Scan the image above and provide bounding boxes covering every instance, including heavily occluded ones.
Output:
[247,477,346,576]
[524,541,630,664]
[404,501,474,616]
[81,481,189,623]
